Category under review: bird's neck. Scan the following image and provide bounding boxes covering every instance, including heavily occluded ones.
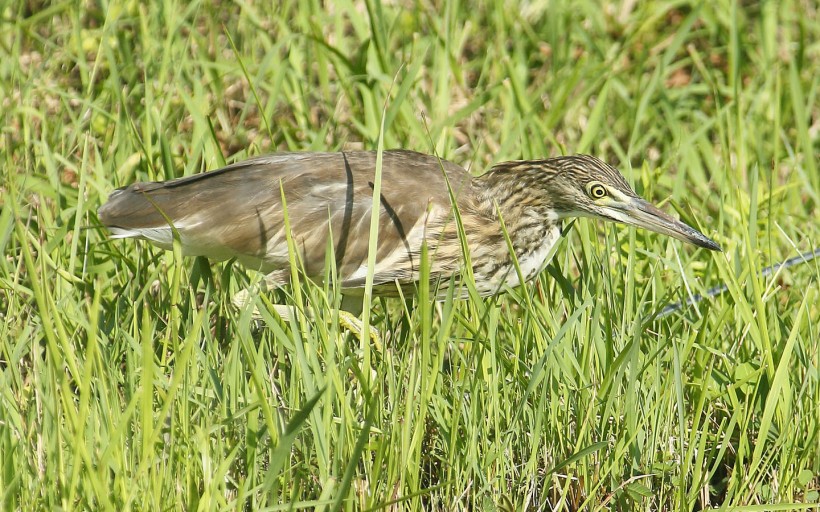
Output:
[467,167,563,289]
[475,165,561,235]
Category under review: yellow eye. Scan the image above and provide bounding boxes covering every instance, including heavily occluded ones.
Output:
[589,183,607,199]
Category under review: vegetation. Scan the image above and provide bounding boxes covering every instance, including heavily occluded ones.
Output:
[1,0,818,509]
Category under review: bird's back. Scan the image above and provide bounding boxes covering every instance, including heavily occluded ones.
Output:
[99,150,478,290]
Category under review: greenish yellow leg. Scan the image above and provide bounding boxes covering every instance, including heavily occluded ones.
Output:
[232,288,381,348]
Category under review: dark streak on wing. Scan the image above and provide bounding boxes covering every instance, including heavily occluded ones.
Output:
[255,206,268,254]
[335,153,355,265]
[370,182,414,271]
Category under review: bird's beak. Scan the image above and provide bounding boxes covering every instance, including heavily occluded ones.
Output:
[618,198,722,251]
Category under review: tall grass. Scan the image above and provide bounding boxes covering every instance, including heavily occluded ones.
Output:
[1,0,818,509]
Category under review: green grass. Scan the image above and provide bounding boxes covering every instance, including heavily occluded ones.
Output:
[2,0,819,510]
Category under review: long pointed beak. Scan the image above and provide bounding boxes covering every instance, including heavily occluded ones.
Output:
[620,198,722,251]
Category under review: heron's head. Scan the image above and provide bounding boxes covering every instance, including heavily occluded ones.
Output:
[495,155,721,251]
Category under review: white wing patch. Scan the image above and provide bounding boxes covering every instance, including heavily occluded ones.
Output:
[107,226,175,247]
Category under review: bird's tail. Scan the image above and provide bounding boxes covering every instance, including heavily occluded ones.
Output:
[98,181,188,248]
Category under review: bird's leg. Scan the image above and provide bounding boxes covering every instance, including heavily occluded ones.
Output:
[232,271,309,323]
[334,295,381,350]
[232,277,380,347]
[231,272,283,313]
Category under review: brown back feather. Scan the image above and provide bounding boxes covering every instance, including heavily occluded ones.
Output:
[99,150,477,287]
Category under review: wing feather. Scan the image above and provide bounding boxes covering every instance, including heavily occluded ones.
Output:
[99,150,479,290]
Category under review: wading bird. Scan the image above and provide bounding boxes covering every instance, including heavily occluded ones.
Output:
[99,150,721,315]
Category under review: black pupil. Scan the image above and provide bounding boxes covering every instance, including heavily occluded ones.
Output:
[593,186,604,197]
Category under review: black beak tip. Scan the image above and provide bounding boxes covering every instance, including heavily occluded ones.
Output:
[697,236,722,252]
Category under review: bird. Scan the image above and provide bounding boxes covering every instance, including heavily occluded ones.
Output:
[98,150,721,312]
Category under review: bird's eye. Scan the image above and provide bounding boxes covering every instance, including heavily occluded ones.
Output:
[588,183,608,199]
